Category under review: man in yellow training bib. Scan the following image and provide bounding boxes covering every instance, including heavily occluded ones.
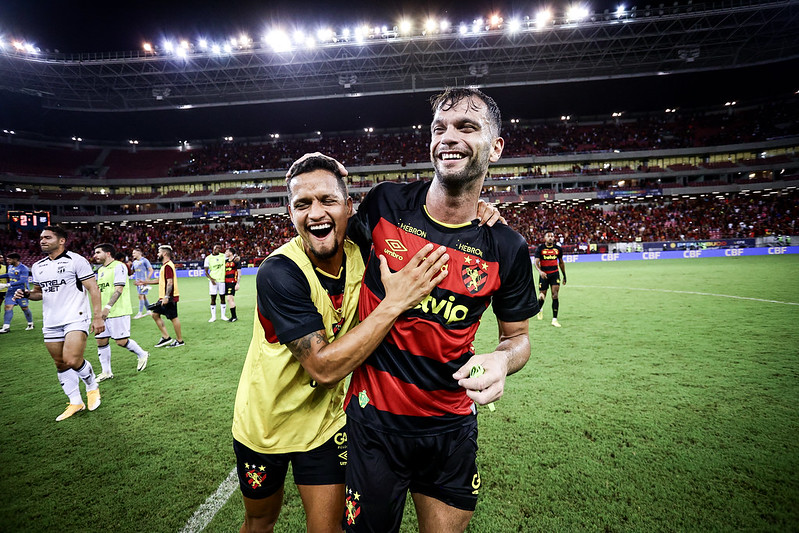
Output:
[231,154,450,533]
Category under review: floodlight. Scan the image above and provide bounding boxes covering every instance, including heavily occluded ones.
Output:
[616,5,626,16]
[267,30,292,53]
[354,26,366,44]
[142,42,153,52]
[211,43,222,54]
[440,20,450,31]
[425,19,436,33]
[400,19,412,34]
[163,40,174,52]
[198,39,208,49]
[317,28,333,42]
[342,28,351,39]
[535,9,552,28]
[566,4,590,21]
[305,37,316,49]
[223,43,233,53]
[293,30,305,44]
[180,40,190,50]
[508,18,521,33]
[490,14,501,27]
[25,43,38,54]
[176,47,187,58]
[472,19,482,33]
[12,41,24,51]
[459,23,468,35]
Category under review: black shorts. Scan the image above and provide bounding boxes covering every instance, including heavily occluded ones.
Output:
[343,420,479,532]
[233,429,348,500]
[224,282,237,296]
[149,300,178,320]
[539,272,560,292]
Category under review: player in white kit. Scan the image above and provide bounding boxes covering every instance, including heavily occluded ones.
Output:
[18,226,105,421]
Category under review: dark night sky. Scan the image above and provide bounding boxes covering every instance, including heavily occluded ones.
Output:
[1,0,796,143]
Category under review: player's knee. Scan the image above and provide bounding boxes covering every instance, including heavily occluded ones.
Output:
[242,506,280,533]
[115,338,129,347]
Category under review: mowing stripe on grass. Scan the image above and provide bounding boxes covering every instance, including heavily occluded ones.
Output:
[179,468,238,533]
[573,285,799,305]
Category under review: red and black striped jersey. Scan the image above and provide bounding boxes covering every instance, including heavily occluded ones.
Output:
[345,180,539,436]
[534,244,563,274]
[224,258,240,284]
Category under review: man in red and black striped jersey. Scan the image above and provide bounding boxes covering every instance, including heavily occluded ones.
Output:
[222,247,241,322]
[231,155,450,533]
[534,230,567,327]
[343,88,539,533]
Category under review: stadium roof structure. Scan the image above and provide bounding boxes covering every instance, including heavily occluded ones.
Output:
[1,0,797,113]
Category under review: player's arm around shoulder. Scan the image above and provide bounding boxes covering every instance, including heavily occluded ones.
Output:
[453,319,531,406]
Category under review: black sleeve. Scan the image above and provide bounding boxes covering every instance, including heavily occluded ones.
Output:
[533,245,543,260]
[492,234,540,322]
[347,187,378,263]
[256,255,325,344]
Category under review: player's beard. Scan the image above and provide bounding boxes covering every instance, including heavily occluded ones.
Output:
[308,240,339,261]
[433,149,490,190]
[304,228,341,262]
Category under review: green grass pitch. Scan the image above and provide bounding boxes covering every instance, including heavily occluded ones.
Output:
[0,255,797,532]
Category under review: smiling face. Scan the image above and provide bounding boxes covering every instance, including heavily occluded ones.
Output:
[288,169,352,273]
[430,96,504,189]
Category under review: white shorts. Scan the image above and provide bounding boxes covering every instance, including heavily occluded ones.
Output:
[95,315,132,340]
[42,319,91,343]
[208,279,225,295]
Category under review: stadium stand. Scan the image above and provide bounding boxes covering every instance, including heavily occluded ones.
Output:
[2,189,795,263]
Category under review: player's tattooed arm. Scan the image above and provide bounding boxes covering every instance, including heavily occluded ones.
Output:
[286,330,329,363]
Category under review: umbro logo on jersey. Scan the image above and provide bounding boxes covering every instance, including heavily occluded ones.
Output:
[383,239,406,260]
[385,239,407,252]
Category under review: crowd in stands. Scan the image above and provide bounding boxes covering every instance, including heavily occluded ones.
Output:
[173,99,799,176]
[505,190,798,245]
[1,99,796,181]
[2,191,795,266]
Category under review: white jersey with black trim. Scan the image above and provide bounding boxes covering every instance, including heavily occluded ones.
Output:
[31,251,95,328]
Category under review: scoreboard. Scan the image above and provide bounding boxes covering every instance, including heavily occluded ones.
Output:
[8,211,51,230]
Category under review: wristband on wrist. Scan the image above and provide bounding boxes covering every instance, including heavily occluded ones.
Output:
[104,304,113,310]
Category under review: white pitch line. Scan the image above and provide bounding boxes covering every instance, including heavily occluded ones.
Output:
[570,284,799,306]
[179,468,239,533]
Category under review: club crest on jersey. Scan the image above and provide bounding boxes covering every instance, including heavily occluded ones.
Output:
[462,262,487,294]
